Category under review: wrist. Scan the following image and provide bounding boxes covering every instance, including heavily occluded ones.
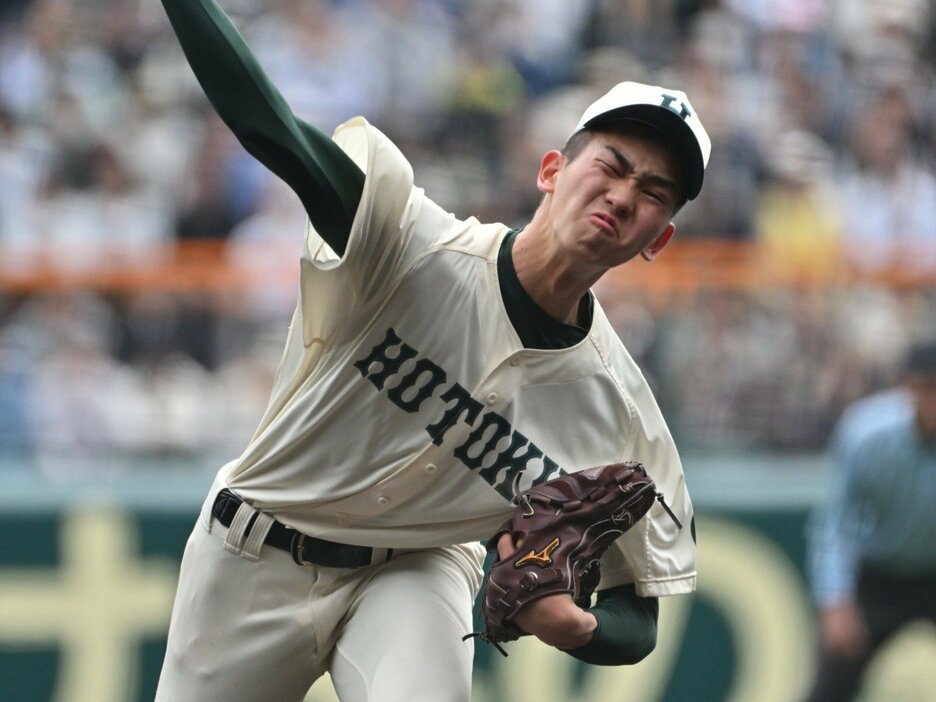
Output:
[567,611,599,649]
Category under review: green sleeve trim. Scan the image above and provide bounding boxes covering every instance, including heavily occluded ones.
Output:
[562,584,659,666]
[160,0,363,253]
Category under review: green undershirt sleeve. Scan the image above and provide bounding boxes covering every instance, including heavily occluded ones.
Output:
[160,0,364,254]
[564,584,659,666]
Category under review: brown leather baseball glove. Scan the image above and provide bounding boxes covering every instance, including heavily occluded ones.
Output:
[463,461,681,656]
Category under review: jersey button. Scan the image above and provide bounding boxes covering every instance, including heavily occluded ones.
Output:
[509,356,522,366]
[486,393,498,405]
[376,495,391,505]
[425,463,438,473]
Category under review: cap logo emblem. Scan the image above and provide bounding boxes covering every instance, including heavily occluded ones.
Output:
[660,94,691,120]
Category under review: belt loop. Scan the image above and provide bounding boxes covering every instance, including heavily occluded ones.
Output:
[223,502,256,555]
[370,547,390,566]
[241,511,274,562]
[201,481,226,533]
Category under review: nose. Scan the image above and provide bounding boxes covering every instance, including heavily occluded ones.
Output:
[606,177,639,218]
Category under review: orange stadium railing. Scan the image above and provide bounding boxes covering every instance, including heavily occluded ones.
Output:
[1,240,935,296]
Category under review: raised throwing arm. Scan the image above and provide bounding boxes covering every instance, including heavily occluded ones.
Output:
[160,0,364,253]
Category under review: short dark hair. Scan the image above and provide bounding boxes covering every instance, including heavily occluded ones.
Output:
[560,129,595,162]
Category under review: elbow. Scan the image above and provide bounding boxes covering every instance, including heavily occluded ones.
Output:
[567,618,658,667]
[611,623,657,665]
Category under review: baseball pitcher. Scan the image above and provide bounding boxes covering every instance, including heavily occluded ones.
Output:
[154,1,710,700]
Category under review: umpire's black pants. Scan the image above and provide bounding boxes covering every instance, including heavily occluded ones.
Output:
[803,565,936,702]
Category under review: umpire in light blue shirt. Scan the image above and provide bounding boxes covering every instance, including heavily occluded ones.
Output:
[803,340,936,702]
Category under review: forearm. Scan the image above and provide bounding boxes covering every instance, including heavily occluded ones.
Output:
[808,457,863,605]
[809,531,859,606]
[564,585,658,666]
[159,0,363,251]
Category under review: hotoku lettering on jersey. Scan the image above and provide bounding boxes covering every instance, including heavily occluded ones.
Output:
[354,327,568,500]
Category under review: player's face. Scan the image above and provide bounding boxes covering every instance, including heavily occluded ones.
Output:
[537,130,683,270]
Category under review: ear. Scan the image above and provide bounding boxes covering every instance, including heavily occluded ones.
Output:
[536,150,564,195]
[641,223,676,262]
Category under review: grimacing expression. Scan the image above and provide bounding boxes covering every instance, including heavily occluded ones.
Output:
[539,128,685,270]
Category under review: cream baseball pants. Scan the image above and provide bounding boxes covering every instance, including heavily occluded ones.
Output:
[155,486,485,702]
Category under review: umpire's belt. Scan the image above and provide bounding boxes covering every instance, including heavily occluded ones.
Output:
[212,488,389,568]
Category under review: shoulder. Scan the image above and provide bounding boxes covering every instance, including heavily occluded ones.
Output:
[586,304,653,399]
[333,116,507,258]
[833,389,914,466]
[332,117,409,176]
[836,389,912,444]
[331,118,414,216]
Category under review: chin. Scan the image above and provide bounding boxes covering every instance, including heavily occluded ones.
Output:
[583,242,631,266]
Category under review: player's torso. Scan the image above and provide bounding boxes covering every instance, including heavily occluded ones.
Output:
[220,224,647,547]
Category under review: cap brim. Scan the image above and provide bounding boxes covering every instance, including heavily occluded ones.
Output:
[582,104,705,200]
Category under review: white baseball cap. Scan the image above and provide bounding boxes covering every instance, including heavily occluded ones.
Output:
[570,81,712,200]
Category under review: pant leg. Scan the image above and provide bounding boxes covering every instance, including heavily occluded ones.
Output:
[859,566,936,637]
[155,517,328,702]
[802,647,875,702]
[328,543,485,702]
[802,567,936,702]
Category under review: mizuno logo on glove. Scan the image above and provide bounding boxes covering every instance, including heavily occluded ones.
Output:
[514,537,560,568]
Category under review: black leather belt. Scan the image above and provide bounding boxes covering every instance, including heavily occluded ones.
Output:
[211,488,381,568]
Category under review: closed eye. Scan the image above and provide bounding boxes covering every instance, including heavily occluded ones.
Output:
[597,159,621,176]
[604,145,680,204]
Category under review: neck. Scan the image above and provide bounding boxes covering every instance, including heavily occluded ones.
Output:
[512,218,603,326]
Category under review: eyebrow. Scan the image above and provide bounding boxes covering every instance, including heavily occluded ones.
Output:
[604,145,681,195]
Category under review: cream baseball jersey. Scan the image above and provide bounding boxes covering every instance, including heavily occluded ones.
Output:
[216,117,696,598]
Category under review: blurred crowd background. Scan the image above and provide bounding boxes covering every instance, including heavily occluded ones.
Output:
[2,0,936,471]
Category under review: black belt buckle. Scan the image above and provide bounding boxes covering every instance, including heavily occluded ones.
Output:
[290,529,374,568]
[290,531,315,567]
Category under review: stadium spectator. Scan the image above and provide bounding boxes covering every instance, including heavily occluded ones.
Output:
[837,89,936,275]
[755,129,842,273]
